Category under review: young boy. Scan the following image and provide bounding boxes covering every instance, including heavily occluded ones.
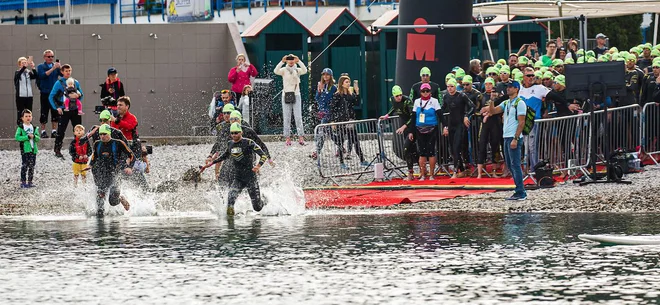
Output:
[15,109,40,188]
[69,124,91,187]
[64,78,83,115]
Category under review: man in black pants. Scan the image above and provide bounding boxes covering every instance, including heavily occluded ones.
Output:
[49,64,83,159]
[36,49,61,138]
[441,79,475,179]
[200,123,269,216]
[90,124,133,217]
[460,75,482,168]
[380,85,416,180]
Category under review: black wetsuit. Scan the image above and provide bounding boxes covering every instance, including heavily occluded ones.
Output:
[385,95,416,171]
[90,139,134,214]
[621,68,645,106]
[441,91,475,172]
[478,91,503,165]
[640,73,659,104]
[209,120,266,185]
[409,81,441,102]
[462,88,482,165]
[545,89,576,117]
[210,138,268,211]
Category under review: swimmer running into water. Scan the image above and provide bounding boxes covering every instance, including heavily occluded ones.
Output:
[200,123,269,216]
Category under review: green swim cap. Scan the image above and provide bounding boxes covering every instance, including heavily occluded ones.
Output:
[587,57,597,63]
[518,56,529,65]
[485,77,496,86]
[554,75,566,87]
[598,56,609,62]
[222,103,235,113]
[552,59,564,67]
[99,110,112,121]
[542,71,554,79]
[534,61,543,68]
[391,85,403,96]
[462,75,473,84]
[445,73,456,81]
[99,124,111,135]
[514,72,524,83]
[586,50,596,58]
[230,110,242,120]
[446,79,458,87]
[497,59,506,66]
[534,71,543,79]
[652,49,660,57]
[454,68,466,79]
[486,67,499,75]
[564,57,575,65]
[420,67,431,77]
[230,122,242,133]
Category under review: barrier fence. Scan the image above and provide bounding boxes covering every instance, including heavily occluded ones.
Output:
[315,103,660,182]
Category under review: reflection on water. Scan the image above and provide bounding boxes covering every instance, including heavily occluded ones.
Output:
[2,212,660,304]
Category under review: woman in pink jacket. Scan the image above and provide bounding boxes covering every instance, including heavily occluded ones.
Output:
[228,54,258,100]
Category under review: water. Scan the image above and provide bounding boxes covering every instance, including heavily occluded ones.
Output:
[2,211,660,304]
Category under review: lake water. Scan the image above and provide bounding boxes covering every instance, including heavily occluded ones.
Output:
[2,211,660,304]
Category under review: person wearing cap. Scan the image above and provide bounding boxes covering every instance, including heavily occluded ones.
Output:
[476,77,503,178]
[637,44,654,73]
[99,67,125,104]
[380,85,416,180]
[551,59,564,75]
[640,60,660,104]
[200,122,269,216]
[622,54,644,107]
[541,71,554,89]
[274,54,307,146]
[207,103,250,183]
[494,67,511,97]
[311,68,337,160]
[544,75,580,117]
[86,110,129,145]
[90,124,133,216]
[461,75,483,167]
[593,33,609,56]
[330,75,369,169]
[229,110,272,163]
[517,56,529,70]
[228,53,258,101]
[486,80,527,200]
[410,67,441,102]
[440,79,475,179]
[408,82,442,181]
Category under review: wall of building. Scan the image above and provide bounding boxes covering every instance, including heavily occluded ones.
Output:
[0,4,112,24]
[0,23,238,138]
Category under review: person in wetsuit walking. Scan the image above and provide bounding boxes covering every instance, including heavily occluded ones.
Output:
[90,124,133,216]
[200,123,269,216]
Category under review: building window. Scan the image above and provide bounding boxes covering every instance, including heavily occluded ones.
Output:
[52,18,81,24]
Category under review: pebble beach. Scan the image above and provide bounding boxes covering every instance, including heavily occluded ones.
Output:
[1,141,659,215]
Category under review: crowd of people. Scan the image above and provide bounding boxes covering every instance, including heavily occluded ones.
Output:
[14,49,150,216]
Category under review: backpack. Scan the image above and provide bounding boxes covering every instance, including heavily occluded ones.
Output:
[511,97,536,136]
[53,78,68,107]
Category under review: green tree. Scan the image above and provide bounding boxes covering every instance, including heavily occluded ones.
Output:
[563,15,643,50]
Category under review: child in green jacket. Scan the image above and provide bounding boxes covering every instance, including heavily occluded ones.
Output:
[15,109,40,188]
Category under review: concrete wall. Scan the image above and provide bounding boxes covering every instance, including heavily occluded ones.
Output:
[0,23,238,138]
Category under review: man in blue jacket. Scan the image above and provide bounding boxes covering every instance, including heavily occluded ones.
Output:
[49,64,83,159]
[36,49,62,139]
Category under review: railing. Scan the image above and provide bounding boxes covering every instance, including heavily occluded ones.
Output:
[315,104,657,184]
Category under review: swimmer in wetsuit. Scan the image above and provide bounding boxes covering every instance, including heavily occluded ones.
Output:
[200,123,269,216]
[90,124,133,216]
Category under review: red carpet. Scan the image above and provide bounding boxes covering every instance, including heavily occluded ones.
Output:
[304,189,496,208]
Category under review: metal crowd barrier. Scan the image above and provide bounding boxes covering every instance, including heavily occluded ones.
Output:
[642,102,660,165]
[314,103,654,183]
[534,112,591,177]
[314,118,381,183]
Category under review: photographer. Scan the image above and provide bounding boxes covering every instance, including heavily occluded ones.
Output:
[14,57,37,126]
[109,96,140,158]
[100,67,125,109]
[274,54,307,146]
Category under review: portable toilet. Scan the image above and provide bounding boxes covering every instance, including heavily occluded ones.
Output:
[242,10,312,135]
[367,10,399,117]
[309,8,369,119]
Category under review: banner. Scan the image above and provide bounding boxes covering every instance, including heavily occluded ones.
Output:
[168,0,213,23]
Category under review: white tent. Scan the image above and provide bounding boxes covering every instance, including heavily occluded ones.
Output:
[474,0,660,44]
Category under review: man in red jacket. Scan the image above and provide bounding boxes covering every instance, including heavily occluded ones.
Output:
[110,96,139,155]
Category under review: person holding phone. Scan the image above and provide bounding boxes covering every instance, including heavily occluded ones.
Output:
[274,54,307,146]
[36,50,62,139]
[14,57,37,126]
[228,54,258,101]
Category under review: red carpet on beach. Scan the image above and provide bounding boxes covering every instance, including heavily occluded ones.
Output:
[304,176,520,209]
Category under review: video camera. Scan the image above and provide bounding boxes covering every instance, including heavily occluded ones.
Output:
[94,96,118,114]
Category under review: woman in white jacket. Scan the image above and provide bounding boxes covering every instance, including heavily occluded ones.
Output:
[274,54,308,146]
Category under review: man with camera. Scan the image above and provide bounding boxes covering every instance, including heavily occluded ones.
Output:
[110,96,140,158]
[36,50,62,139]
[49,64,83,159]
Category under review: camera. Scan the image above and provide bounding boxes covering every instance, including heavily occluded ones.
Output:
[94,105,105,114]
[101,96,117,107]
[286,56,295,60]
[145,145,153,155]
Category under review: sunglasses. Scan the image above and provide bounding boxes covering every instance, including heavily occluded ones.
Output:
[488,73,497,76]
[421,89,431,93]
[230,131,240,135]
[525,74,536,78]
[221,90,230,93]
[653,66,660,69]
[45,56,54,58]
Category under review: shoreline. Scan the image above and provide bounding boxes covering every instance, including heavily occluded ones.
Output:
[1,142,658,215]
